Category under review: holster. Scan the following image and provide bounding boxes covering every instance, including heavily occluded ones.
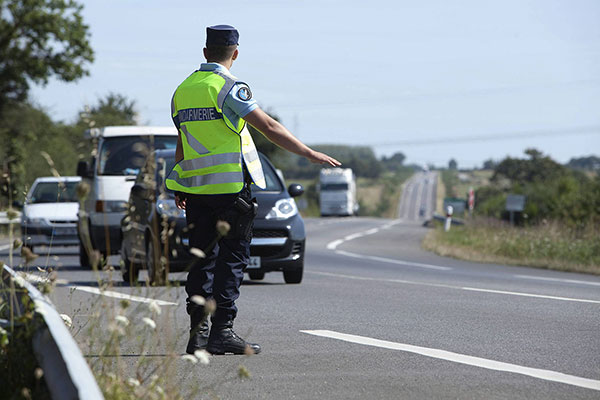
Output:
[216,196,258,242]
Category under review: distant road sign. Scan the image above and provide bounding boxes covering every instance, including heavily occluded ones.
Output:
[443,198,466,215]
[505,194,526,212]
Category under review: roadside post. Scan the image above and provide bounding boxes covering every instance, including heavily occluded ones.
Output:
[445,205,453,232]
[468,187,475,217]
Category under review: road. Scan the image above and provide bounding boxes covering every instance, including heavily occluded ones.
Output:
[2,176,599,399]
[397,171,437,221]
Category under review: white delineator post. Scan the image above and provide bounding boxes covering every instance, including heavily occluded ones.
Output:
[444,205,453,232]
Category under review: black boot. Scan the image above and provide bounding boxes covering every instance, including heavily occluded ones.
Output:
[207,325,261,355]
[186,320,209,354]
[185,300,210,354]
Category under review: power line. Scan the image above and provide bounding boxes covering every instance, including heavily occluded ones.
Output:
[370,126,600,147]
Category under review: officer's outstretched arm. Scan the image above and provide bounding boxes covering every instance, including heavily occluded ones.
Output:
[243,108,341,167]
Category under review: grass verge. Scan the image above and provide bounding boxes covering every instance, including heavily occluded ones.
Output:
[423,219,600,275]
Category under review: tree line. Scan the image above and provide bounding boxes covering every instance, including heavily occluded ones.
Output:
[475,149,600,228]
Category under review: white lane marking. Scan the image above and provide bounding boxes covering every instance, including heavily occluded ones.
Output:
[21,272,68,285]
[324,219,452,270]
[515,275,600,287]
[326,239,345,250]
[0,244,11,251]
[300,330,600,392]
[335,250,451,271]
[344,232,366,241]
[308,271,600,304]
[73,286,178,306]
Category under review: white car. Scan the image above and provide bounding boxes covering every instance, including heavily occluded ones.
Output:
[21,176,81,252]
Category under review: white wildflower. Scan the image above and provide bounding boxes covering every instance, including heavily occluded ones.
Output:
[142,317,156,330]
[115,315,129,326]
[108,323,125,336]
[181,354,198,364]
[194,349,211,365]
[60,314,72,328]
[189,247,206,258]
[148,300,161,315]
[155,385,164,395]
[127,378,140,387]
[190,295,205,306]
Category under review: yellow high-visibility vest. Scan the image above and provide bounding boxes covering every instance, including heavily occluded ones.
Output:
[166,68,265,194]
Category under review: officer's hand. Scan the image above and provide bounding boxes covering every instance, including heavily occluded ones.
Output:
[175,193,186,210]
[308,151,342,167]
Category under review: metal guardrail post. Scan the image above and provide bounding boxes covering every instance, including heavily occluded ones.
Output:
[1,264,104,400]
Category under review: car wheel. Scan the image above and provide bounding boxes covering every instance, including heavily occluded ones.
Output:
[79,241,90,269]
[146,236,166,286]
[120,242,139,285]
[248,271,265,280]
[283,263,303,284]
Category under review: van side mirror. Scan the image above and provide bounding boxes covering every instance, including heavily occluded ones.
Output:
[287,183,304,198]
[77,161,90,178]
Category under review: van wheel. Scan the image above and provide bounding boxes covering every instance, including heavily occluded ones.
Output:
[121,243,139,284]
[146,237,167,286]
[79,242,90,269]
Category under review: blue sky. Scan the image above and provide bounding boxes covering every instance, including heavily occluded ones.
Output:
[31,0,600,168]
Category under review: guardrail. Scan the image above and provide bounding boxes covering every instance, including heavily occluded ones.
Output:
[0,210,21,225]
[1,264,104,399]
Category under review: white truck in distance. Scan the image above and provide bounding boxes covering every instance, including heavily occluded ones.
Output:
[319,168,358,217]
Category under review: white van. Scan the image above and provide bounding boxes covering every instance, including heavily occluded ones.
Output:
[21,176,81,252]
[76,126,178,267]
[319,168,359,216]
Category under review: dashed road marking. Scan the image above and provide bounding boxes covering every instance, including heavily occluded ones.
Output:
[335,250,451,271]
[308,270,600,304]
[325,220,452,271]
[301,330,600,392]
[514,274,600,287]
[73,286,178,306]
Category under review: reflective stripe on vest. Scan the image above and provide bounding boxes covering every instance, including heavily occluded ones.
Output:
[166,68,265,194]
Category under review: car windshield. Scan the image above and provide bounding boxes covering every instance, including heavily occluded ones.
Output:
[29,182,79,203]
[156,155,177,198]
[98,136,177,176]
[252,155,283,192]
[321,183,349,191]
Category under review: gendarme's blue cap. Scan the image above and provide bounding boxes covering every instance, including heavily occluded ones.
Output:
[206,25,239,46]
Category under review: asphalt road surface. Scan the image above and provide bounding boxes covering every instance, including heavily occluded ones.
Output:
[2,187,599,399]
[397,171,437,221]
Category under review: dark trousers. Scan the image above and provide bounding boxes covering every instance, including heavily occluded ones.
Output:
[184,187,252,327]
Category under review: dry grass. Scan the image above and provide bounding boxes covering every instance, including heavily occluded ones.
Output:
[423,219,600,275]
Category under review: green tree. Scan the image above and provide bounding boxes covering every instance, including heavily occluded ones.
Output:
[0,94,137,205]
[0,0,94,111]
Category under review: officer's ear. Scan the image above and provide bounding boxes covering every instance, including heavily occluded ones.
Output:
[231,48,239,61]
[203,47,208,60]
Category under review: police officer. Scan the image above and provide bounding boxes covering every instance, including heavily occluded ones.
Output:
[167,25,340,355]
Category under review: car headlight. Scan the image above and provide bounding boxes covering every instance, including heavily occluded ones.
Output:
[265,198,298,220]
[157,199,185,218]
